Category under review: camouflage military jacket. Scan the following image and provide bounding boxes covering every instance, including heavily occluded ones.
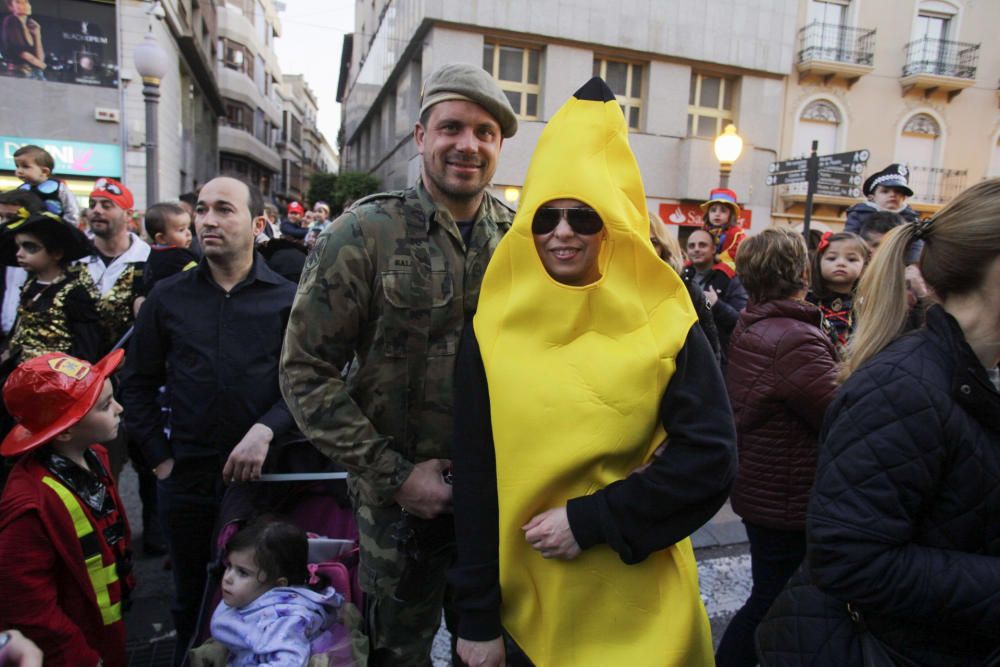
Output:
[280,178,513,506]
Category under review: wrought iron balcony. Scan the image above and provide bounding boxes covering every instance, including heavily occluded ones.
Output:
[901,38,979,100]
[906,165,968,206]
[797,22,875,85]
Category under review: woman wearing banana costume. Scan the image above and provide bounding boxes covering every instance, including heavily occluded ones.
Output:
[450,78,737,666]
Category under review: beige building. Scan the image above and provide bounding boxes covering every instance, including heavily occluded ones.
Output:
[216,0,284,197]
[775,0,999,228]
[338,0,802,235]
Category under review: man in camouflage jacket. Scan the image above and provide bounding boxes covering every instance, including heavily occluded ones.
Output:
[280,63,517,666]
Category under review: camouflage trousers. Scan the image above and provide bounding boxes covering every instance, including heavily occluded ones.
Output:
[355,501,457,667]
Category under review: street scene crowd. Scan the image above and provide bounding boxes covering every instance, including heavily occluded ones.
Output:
[0,62,997,667]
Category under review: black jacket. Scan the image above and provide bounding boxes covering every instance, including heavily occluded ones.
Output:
[121,256,297,467]
[843,202,918,234]
[682,263,748,359]
[757,305,1000,666]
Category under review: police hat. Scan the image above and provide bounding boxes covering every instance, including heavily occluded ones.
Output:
[863,163,914,198]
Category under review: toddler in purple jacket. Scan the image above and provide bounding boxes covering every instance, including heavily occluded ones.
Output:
[210,520,342,667]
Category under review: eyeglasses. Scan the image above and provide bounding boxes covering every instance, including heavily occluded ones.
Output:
[531,207,604,236]
[94,178,123,196]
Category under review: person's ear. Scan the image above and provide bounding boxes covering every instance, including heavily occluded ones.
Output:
[40,166,52,180]
[252,215,266,236]
[154,231,166,245]
[414,122,425,153]
[275,576,288,587]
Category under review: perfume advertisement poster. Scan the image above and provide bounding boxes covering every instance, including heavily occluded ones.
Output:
[0,0,117,88]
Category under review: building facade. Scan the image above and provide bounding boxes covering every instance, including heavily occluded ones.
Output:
[338,0,801,235]
[279,73,337,201]
[775,0,1000,229]
[215,0,283,198]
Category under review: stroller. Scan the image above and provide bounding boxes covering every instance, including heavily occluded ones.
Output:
[186,437,367,666]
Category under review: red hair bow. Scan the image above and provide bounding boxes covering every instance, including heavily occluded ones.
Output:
[817,231,832,253]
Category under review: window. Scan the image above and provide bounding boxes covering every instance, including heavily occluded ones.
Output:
[593,58,643,129]
[224,99,254,134]
[793,99,841,157]
[897,112,942,200]
[221,38,252,79]
[291,115,302,146]
[255,1,267,45]
[255,55,265,94]
[483,42,540,119]
[687,73,736,138]
[807,0,848,26]
[254,108,266,144]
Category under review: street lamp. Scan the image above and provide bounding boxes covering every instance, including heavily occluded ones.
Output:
[713,124,743,189]
[133,29,169,205]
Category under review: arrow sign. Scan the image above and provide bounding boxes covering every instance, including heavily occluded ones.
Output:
[766,170,809,186]
[816,172,863,187]
[769,158,808,174]
[815,183,863,198]
[817,150,870,173]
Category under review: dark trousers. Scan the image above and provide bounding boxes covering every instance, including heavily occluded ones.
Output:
[157,459,224,666]
[715,521,806,667]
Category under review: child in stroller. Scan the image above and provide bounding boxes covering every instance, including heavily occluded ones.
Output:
[188,438,365,667]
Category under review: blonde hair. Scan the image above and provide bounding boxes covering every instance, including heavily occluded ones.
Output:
[844,178,1000,380]
[648,213,684,274]
[736,227,809,304]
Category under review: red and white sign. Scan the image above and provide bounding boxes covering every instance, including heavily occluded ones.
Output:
[658,203,752,229]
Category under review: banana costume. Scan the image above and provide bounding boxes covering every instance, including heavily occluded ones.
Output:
[472,78,715,665]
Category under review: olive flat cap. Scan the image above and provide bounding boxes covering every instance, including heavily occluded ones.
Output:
[420,63,518,138]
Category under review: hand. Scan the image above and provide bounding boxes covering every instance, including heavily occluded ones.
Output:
[523,507,581,560]
[393,458,453,519]
[705,286,719,307]
[904,264,929,299]
[457,637,505,667]
[152,458,174,481]
[27,19,40,35]
[221,423,273,483]
[0,629,44,667]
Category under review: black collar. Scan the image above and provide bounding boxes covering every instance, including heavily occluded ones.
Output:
[195,252,288,291]
[41,448,115,517]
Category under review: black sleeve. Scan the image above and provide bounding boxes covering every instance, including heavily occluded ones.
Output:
[688,282,721,362]
[712,276,748,335]
[119,288,171,467]
[566,325,737,564]
[65,284,105,362]
[448,325,503,642]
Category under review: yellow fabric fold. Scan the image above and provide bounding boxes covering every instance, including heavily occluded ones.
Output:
[473,80,713,665]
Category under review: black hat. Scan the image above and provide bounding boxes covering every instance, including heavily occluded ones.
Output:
[863,163,914,198]
[0,211,96,267]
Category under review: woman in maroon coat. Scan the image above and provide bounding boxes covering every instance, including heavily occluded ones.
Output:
[715,227,839,667]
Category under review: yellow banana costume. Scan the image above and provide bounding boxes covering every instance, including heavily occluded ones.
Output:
[473,79,714,665]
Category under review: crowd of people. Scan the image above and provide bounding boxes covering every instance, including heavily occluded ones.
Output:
[0,61,996,667]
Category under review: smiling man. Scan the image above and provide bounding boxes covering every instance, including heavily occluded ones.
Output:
[280,63,517,665]
[121,176,297,664]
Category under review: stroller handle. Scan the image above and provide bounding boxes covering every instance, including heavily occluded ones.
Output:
[256,472,350,482]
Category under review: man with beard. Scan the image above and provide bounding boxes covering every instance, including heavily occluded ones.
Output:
[80,178,150,349]
[280,63,517,665]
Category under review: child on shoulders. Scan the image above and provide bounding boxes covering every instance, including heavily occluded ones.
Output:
[807,231,870,358]
[13,145,80,226]
[141,202,198,295]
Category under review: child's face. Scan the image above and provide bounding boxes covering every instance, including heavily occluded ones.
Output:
[8,0,31,17]
[14,232,60,273]
[68,379,122,445]
[861,231,885,254]
[14,155,49,185]
[870,185,907,212]
[222,547,274,609]
[706,203,732,228]
[155,214,193,248]
[820,240,866,293]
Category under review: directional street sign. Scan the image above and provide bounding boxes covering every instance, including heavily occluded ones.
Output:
[766,143,871,237]
[769,158,808,174]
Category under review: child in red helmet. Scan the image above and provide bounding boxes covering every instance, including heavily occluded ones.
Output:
[0,350,134,667]
[699,187,747,272]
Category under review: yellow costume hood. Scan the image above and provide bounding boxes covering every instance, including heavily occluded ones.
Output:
[473,78,713,665]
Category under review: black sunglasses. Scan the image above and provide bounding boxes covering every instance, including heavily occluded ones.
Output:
[531,207,604,236]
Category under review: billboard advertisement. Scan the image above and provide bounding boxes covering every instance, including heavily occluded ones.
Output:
[1,0,117,88]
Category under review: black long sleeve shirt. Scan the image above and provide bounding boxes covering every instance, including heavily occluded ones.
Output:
[449,323,738,640]
[121,256,297,467]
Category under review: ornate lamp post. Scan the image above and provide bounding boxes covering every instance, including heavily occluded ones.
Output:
[713,124,744,189]
[133,30,169,205]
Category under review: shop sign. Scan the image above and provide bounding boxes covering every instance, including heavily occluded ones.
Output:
[658,203,752,228]
[1,136,121,177]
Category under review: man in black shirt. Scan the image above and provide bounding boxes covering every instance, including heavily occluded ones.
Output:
[121,176,296,664]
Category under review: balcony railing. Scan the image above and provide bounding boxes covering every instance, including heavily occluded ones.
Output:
[798,22,875,66]
[907,165,968,205]
[903,38,979,79]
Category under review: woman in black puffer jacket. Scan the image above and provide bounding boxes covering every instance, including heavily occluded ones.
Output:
[757,178,1000,666]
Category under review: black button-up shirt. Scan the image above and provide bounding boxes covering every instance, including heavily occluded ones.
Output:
[121,255,297,467]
